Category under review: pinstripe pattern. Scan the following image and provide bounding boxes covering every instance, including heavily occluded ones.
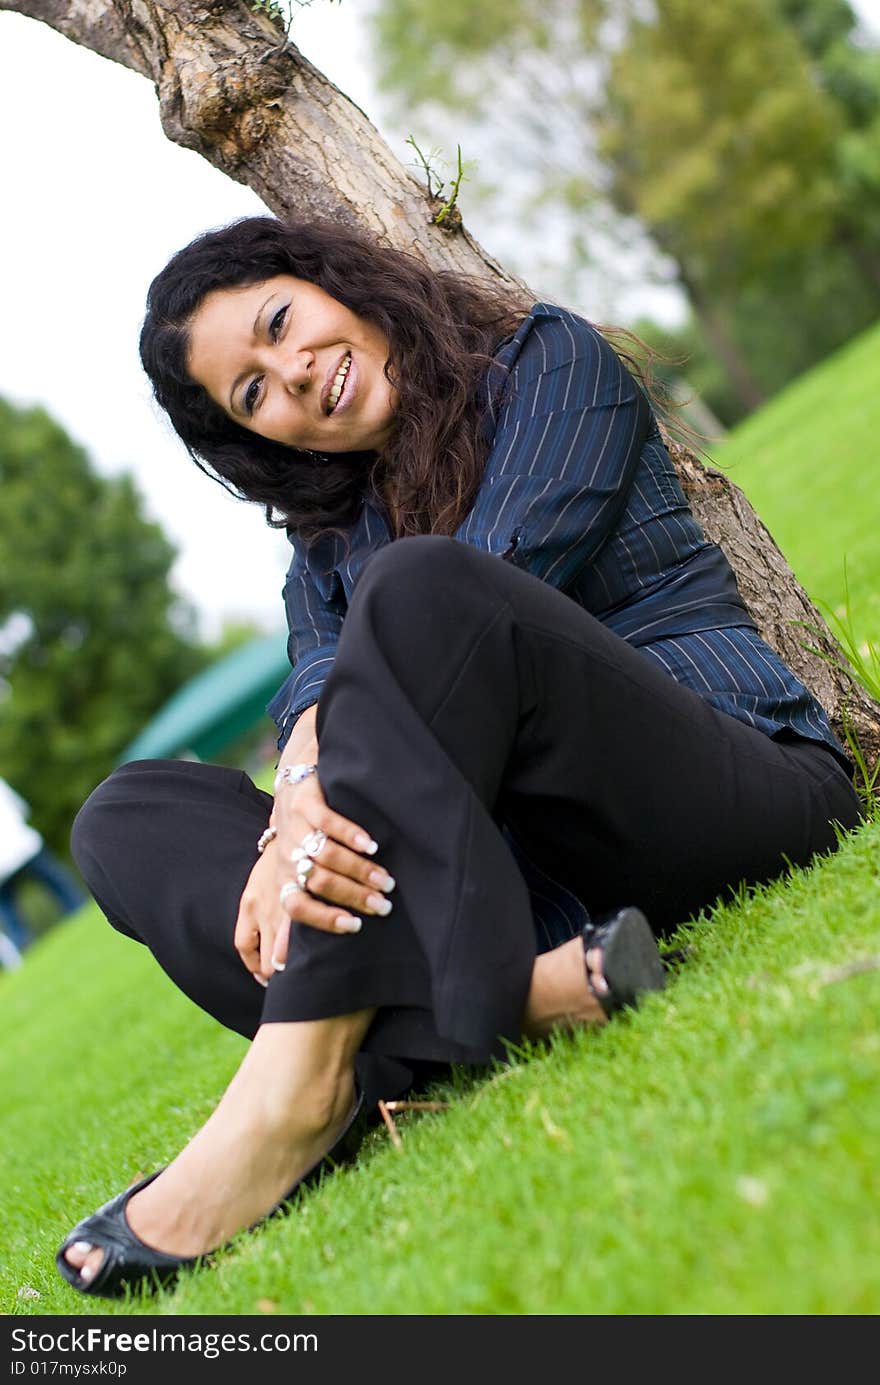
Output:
[266,303,849,944]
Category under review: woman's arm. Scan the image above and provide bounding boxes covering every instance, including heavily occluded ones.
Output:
[456,307,650,588]
[236,552,394,984]
[277,700,319,775]
[235,697,394,983]
[266,545,346,752]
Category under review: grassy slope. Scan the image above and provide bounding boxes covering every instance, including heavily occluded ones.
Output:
[713,318,880,647]
[3,327,880,1316]
[202,824,880,1317]
[2,817,879,1317]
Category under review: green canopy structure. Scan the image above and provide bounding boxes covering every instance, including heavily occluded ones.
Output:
[120,632,290,763]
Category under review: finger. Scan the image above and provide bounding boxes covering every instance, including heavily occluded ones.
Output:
[280,884,363,935]
[271,915,291,972]
[288,782,379,857]
[259,914,282,980]
[297,860,394,919]
[291,835,396,894]
[234,913,270,987]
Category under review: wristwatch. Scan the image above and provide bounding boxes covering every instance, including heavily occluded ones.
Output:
[274,763,318,794]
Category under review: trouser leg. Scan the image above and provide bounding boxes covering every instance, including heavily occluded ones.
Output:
[71,759,270,1040]
[70,760,420,1103]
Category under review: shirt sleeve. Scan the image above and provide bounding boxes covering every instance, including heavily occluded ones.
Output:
[265,541,346,751]
[454,309,646,589]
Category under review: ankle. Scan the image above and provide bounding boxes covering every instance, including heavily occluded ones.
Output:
[232,1019,361,1130]
[292,1069,357,1140]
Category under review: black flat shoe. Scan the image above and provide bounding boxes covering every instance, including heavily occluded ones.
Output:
[582,907,666,1017]
[55,1088,369,1298]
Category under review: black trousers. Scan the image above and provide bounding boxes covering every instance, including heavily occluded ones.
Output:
[72,537,862,1093]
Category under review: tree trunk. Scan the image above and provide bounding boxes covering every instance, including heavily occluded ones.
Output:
[4,0,878,789]
[670,441,880,787]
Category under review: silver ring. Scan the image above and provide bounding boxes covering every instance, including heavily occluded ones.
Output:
[296,857,316,887]
[279,880,301,905]
[301,829,327,858]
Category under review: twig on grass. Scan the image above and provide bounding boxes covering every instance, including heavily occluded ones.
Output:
[377,1099,403,1149]
[377,1098,450,1148]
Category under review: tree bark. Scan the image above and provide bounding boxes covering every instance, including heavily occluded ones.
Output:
[670,441,880,784]
[5,0,878,787]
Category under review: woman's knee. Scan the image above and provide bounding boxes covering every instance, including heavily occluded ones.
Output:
[70,762,149,873]
[71,774,116,876]
[352,534,490,635]
[361,534,464,588]
[70,763,161,942]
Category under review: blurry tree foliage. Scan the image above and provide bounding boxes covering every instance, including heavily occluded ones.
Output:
[0,398,207,855]
[372,0,880,424]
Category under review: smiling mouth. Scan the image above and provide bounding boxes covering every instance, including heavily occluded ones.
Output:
[326,353,352,415]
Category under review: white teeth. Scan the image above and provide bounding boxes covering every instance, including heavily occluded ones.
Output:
[327,354,352,413]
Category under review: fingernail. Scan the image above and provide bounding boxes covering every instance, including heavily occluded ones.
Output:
[272,959,286,972]
[335,915,362,934]
[71,1241,93,1255]
[354,834,379,854]
[369,870,395,892]
[255,974,269,987]
[367,894,392,916]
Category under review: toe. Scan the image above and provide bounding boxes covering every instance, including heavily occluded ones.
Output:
[64,1243,105,1285]
[63,1240,92,1270]
[77,1249,106,1285]
[586,945,609,995]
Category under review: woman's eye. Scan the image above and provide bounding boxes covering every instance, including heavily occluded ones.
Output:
[244,378,261,415]
[269,305,288,341]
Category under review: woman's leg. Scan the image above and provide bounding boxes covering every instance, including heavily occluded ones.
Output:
[69,758,418,1099]
[64,1010,373,1285]
[62,751,602,1285]
[272,535,860,1057]
[64,763,385,1285]
[70,759,270,1039]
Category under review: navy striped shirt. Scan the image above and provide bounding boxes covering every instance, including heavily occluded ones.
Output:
[267,303,849,946]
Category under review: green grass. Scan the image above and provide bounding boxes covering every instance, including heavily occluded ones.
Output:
[2,816,879,1317]
[713,318,880,650]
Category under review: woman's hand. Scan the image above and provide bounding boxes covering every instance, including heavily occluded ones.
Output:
[234,774,395,985]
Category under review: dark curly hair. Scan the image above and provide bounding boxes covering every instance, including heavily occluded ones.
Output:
[139,216,530,544]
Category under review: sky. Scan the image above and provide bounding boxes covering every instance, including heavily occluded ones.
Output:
[1,0,879,639]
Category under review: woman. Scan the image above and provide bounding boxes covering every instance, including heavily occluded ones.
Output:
[57,217,862,1296]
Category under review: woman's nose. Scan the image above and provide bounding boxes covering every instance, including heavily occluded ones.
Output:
[281,348,314,394]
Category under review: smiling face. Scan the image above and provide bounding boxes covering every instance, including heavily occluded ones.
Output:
[186,275,398,454]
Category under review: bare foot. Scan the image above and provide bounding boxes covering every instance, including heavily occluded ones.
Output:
[63,1011,373,1288]
[522,935,609,1039]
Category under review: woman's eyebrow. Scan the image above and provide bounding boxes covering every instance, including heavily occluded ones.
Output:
[229,293,276,414]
